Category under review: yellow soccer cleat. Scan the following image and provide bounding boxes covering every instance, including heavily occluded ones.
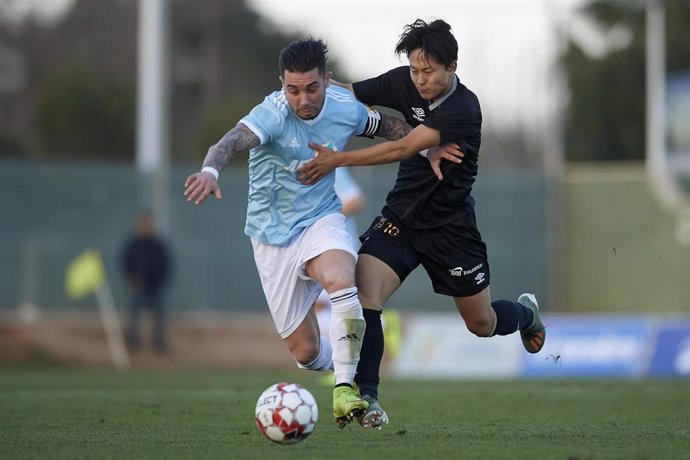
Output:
[333,386,369,428]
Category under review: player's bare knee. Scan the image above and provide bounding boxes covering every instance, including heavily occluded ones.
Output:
[466,318,493,337]
[358,291,382,309]
[292,344,319,367]
[322,272,355,294]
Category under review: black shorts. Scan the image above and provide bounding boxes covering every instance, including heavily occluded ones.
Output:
[358,213,489,297]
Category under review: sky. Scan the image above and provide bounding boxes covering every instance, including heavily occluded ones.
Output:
[3,0,589,135]
[0,0,75,22]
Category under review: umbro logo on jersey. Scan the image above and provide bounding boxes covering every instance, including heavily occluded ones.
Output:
[412,107,426,122]
[288,137,301,148]
[338,333,360,342]
[475,272,486,284]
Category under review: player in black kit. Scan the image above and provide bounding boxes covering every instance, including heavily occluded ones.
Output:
[297,19,546,429]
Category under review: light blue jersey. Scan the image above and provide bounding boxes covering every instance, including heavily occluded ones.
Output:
[240,85,379,246]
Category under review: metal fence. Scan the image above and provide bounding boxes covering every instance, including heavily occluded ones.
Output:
[1,160,547,313]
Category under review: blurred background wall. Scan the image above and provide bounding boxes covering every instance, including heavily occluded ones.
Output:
[0,162,547,312]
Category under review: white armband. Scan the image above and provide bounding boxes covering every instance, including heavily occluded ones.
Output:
[418,149,429,158]
[361,108,381,138]
[201,166,219,180]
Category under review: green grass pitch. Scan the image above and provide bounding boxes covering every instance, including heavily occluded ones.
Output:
[1,368,688,459]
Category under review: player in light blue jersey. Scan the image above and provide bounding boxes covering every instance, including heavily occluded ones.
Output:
[239,82,373,246]
[184,37,416,427]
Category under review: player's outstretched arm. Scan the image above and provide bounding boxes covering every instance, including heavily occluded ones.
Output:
[184,123,260,205]
[364,110,464,176]
[377,111,413,141]
[297,124,451,185]
[201,123,260,172]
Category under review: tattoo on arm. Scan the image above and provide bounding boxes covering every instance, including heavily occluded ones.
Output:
[202,123,260,171]
[377,112,413,141]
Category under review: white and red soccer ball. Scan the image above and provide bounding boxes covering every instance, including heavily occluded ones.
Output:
[255,382,319,444]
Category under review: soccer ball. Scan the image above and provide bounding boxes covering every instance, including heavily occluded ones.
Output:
[255,382,319,444]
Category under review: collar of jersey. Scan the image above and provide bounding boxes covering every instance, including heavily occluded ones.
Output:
[428,75,458,111]
[292,90,329,125]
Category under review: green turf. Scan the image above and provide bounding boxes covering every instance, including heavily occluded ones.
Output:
[1,369,688,459]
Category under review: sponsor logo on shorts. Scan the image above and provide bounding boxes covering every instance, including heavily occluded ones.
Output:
[449,263,484,277]
[373,217,400,237]
[449,266,463,277]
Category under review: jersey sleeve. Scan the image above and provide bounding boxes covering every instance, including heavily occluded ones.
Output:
[239,93,285,145]
[357,105,382,138]
[352,66,408,112]
[332,83,382,139]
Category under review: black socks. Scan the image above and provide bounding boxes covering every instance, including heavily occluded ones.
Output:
[490,299,534,336]
[354,308,384,400]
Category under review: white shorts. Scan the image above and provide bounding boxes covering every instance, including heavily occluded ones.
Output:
[251,213,357,339]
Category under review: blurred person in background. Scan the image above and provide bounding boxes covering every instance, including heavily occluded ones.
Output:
[182,37,457,427]
[121,210,172,353]
[297,19,546,428]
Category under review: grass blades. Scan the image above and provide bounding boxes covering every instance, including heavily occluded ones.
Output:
[1,369,688,459]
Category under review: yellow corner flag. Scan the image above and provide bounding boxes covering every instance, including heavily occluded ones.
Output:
[65,249,106,299]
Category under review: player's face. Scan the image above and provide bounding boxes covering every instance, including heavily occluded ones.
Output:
[408,48,457,102]
[280,68,330,120]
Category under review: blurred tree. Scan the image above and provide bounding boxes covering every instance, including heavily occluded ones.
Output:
[0,136,25,157]
[0,0,350,162]
[169,0,350,161]
[35,65,135,159]
[561,0,690,162]
[193,95,256,163]
[170,0,297,161]
[0,0,137,159]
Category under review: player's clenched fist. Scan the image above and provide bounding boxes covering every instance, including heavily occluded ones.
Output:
[184,171,223,205]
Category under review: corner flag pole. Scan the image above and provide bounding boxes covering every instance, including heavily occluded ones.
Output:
[65,249,130,371]
[94,280,130,371]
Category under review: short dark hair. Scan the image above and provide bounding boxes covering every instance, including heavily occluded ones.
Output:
[395,19,458,68]
[278,37,328,76]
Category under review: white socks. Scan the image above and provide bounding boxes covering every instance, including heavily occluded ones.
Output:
[328,287,366,386]
[296,335,333,371]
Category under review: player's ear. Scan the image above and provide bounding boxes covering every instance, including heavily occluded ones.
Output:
[448,61,458,73]
[324,70,332,86]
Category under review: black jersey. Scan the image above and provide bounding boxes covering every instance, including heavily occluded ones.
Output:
[353,66,482,229]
